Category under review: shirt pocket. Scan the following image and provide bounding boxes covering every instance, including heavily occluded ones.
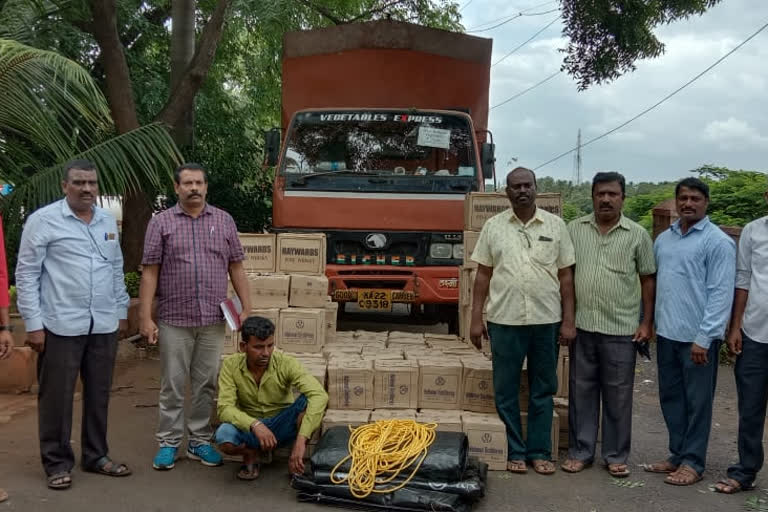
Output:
[530,237,558,266]
[97,239,119,262]
[604,252,633,275]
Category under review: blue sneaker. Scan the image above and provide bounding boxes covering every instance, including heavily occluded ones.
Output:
[187,443,223,467]
[152,446,178,470]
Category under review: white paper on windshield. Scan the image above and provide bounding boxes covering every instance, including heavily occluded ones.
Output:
[417,127,451,150]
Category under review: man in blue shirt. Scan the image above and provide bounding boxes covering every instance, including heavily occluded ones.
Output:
[16,160,132,490]
[645,177,736,486]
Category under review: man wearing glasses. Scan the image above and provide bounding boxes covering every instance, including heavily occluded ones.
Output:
[470,167,576,475]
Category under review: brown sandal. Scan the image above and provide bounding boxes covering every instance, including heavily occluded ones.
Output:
[608,463,630,478]
[664,465,702,486]
[643,460,678,473]
[532,459,556,475]
[561,459,590,473]
[506,460,528,474]
[713,477,753,494]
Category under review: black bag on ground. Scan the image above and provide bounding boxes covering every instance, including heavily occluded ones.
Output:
[292,474,472,512]
[311,426,468,483]
[310,456,488,498]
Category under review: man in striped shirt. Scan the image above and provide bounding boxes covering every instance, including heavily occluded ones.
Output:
[561,172,656,478]
[139,163,252,470]
[646,177,735,486]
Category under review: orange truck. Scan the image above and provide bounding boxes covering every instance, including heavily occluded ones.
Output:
[266,20,494,332]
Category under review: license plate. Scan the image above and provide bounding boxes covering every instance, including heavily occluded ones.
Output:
[357,289,392,312]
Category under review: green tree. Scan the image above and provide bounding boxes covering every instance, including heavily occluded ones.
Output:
[695,165,768,226]
[560,0,723,89]
[0,38,181,277]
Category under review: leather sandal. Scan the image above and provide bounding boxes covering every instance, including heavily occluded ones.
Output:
[532,459,556,475]
[643,460,678,473]
[664,464,702,486]
[561,459,591,473]
[713,477,754,494]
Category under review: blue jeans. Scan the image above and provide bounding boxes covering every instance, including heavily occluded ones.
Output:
[727,333,768,488]
[657,336,720,475]
[214,395,308,449]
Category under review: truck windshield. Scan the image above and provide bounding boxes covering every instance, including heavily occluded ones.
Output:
[280,111,477,185]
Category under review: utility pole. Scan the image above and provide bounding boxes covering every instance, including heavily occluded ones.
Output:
[572,129,582,185]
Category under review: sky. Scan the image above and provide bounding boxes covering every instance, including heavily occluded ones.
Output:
[459,0,768,185]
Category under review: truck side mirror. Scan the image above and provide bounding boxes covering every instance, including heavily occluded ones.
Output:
[481,142,495,180]
[264,128,281,166]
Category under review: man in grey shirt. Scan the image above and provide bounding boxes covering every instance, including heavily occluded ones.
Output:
[714,186,768,494]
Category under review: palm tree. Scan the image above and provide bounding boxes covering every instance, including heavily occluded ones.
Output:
[0,37,182,216]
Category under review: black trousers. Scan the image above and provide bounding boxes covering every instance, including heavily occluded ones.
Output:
[37,328,118,476]
[728,333,768,488]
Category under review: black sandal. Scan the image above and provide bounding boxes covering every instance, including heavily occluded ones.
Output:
[87,456,132,477]
[47,472,72,490]
[237,463,260,481]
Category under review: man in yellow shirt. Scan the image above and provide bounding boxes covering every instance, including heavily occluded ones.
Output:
[470,167,576,475]
[215,316,328,480]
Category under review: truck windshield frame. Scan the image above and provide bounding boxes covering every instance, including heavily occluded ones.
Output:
[280,110,478,193]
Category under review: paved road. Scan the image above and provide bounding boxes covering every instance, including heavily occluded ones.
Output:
[0,331,752,511]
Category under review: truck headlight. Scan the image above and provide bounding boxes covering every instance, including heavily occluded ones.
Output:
[453,244,464,259]
[429,243,452,259]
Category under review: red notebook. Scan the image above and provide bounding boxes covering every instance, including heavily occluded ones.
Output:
[220,296,243,331]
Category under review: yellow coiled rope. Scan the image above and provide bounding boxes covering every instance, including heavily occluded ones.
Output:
[330,419,438,499]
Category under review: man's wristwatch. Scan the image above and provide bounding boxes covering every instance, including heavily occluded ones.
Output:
[0,325,13,332]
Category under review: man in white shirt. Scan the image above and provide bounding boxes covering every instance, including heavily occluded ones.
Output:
[714,186,768,494]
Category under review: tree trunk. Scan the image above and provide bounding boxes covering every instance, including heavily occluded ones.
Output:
[170,0,197,147]
[89,0,153,273]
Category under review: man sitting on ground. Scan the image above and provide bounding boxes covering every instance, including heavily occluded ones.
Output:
[214,316,328,480]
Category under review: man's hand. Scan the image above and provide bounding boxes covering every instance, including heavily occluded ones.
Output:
[25,329,45,353]
[633,322,653,343]
[691,343,709,365]
[0,330,13,360]
[558,322,577,346]
[140,318,159,345]
[289,436,308,475]
[118,319,129,339]
[469,314,488,350]
[251,421,277,452]
[726,329,743,356]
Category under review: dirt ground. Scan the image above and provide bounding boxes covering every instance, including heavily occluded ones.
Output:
[0,314,757,511]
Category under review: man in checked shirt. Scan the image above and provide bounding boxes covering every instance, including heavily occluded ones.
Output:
[139,163,252,470]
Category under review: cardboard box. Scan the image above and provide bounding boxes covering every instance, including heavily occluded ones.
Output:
[402,347,435,360]
[536,192,563,218]
[324,301,338,344]
[557,355,569,398]
[461,358,495,413]
[323,344,362,359]
[418,358,463,410]
[374,359,419,409]
[463,230,480,268]
[321,409,371,434]
[416,409,463,432]
[248,308,280,328]
[277,308,326,354]
[521,411,560,458]
[0,347,37,393]
[248,274,290,309]
[553,397,570,448]
[239,233,276,273]
[276,233,326,275]
[459,266,475,307]
[327,359,375,410]
[463,192,562,232]
[462,411,508,471]
[370,409,417,421]
[223,325,241,354]
[289,274,329,308]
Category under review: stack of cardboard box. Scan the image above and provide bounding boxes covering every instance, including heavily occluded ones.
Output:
[225,232,335,356]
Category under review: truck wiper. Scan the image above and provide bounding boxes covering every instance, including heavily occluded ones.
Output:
[293,170,370,182]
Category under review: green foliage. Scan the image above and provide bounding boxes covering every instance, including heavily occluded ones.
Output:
[560,0,723,89]
[8,284,16,312]
[124,271,140,298]
[695,165,768,227]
